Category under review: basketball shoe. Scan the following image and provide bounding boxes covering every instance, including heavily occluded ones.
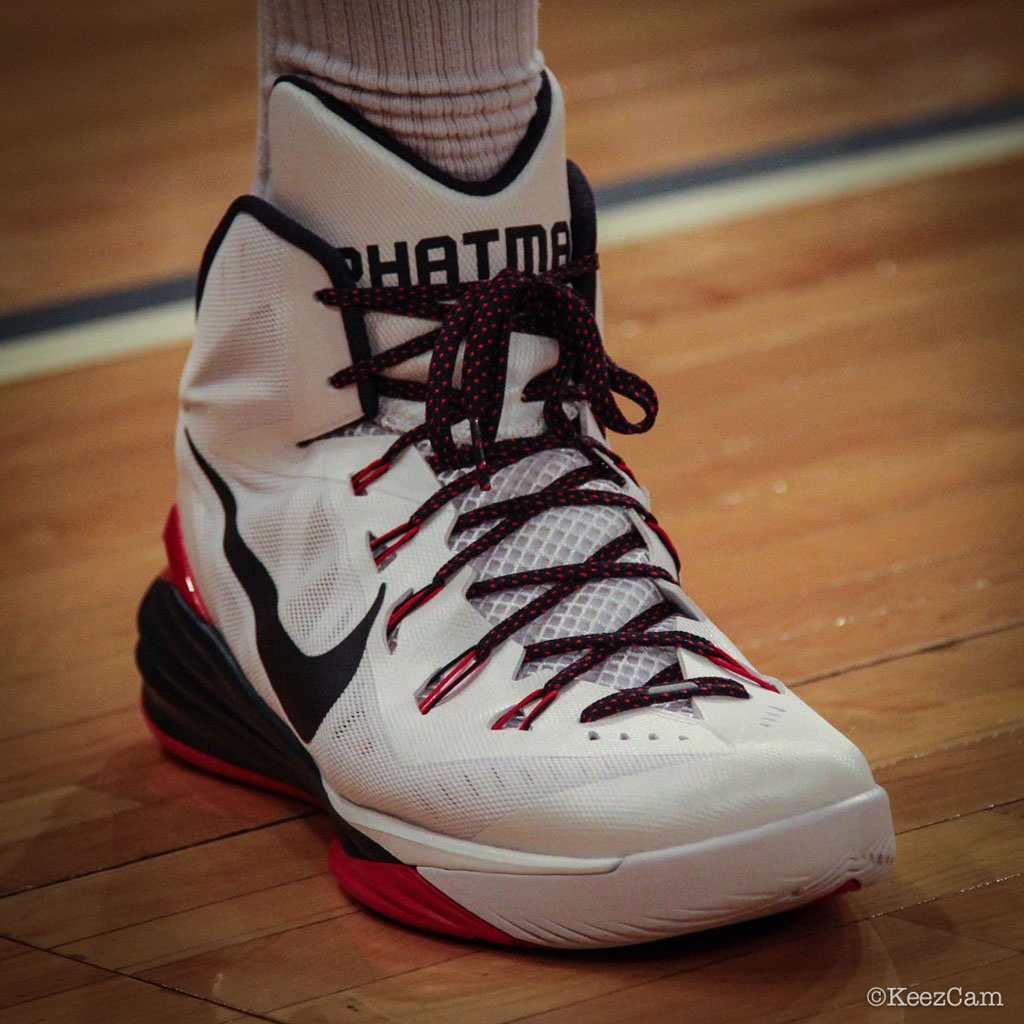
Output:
[137,72,895,948]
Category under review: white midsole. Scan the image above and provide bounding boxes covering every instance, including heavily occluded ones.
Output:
[322,782,622,874]
[422,786,895,947]
[322,778,892,889]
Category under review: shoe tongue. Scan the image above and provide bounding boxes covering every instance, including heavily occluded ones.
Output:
[266,73,571,286]
[265,74,572,422]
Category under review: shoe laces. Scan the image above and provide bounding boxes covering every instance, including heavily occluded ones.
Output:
[315,256,775,728]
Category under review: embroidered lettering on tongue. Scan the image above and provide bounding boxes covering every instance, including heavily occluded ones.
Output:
[264,74,574,438]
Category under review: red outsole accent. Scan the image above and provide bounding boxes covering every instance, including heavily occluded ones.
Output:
[327,839,532,946]
[829,878,862,897]
[810,878,863,906]
[141,704,320,807]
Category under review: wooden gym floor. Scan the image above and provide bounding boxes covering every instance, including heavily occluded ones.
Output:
[1,1,1022,1020]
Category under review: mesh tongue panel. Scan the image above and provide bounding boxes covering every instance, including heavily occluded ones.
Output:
[345,420,683,694]
[446,449,680,689]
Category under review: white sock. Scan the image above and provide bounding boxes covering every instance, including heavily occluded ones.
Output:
[256,0,543,190]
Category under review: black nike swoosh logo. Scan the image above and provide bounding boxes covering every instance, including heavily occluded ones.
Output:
[187,432,385,743]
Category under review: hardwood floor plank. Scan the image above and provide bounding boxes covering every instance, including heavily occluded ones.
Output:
[789,953,1023,1022]
[550,0,1024,183]
[137,913,466,1017]
[57,873,349,974]
[0,948,99,1010]
[3,658,136,744]
[602,157,1024,342]
[889,874,1024,953]
[873,728,1024,833]
[796,628,1024,768]
[794,954,1024,1024]
[0,783,141,847]
[0,348,184,739]
[508,916,1013,1024]
[0,710,312,894]
[902,954,1023,1021]
[0,937,28,960]
[0,817,336,948]
[0,801,316,900]
[1,972,261,1024]
[0,946,270,1023]
[788,1000,907,1024]
[274,933,756,1024]
[843,810,1024,920]
[0,1,255,312]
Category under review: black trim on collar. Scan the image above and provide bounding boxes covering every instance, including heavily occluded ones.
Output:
[195,195,378,419]
[272,72,552,197]
[567,159,598,312]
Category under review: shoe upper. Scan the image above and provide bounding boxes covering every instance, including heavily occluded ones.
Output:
[175,72,876,858]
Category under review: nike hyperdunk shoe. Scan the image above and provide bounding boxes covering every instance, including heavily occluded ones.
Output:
[137,72,895,948]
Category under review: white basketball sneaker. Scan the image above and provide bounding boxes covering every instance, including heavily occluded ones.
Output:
[137,72,894,948]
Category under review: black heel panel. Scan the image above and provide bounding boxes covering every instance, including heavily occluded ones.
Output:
[137,576,323,798]
[136,577,400,863]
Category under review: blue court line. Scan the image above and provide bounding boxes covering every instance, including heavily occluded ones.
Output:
[591,93,1024,207]
[0,274,195,344]
[3,92,1023,346]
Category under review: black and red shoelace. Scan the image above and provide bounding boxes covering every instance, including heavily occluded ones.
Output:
[317,256,775,728]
